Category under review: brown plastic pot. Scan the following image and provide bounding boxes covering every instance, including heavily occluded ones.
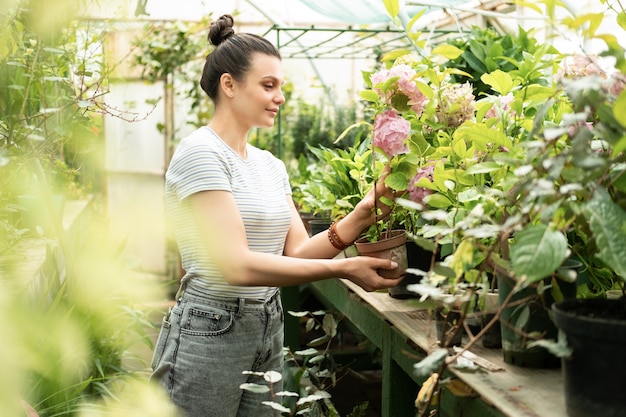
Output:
[355,230,407,279]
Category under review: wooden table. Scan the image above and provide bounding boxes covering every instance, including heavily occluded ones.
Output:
[307,278,567,417]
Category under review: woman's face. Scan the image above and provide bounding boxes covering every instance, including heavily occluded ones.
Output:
[231,53,285,129]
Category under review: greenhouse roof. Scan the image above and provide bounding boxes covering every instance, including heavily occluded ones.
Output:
[295,0,483,24]
[263,0,516,60]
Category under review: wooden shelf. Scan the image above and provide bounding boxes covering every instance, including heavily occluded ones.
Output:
[307,278,566,417]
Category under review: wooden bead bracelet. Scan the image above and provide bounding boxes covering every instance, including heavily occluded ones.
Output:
[328,220,353,250]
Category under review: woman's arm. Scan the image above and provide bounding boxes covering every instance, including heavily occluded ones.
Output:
[189,189,403,291]
[283,169,398,259]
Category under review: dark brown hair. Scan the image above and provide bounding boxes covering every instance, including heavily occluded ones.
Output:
[200,14,281,102]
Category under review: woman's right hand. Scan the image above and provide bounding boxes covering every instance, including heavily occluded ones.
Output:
[339,256,405,292]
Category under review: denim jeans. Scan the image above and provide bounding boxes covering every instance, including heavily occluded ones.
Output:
[150,283,285,417]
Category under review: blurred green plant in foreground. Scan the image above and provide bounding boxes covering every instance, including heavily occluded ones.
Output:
[0,0,181,415]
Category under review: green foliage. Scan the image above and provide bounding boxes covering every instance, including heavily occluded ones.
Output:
[0,2,176,416]
[292,136,373,219]
[132,15,215,131]
[374,5,626,411]
[0,2,105,243]
[289,98,364,160]
[1,203,170,416]
[444,26,553,97]
[241,310,369,417]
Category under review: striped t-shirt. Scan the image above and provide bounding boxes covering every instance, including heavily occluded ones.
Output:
[165,126,292,300]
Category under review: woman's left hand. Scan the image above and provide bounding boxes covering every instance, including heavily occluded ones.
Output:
[354,165,401,225]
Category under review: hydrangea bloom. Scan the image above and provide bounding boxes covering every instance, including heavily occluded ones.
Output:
[436,82,476,128]
[485,93,516,119]
[607,71,626,96]
[371,64,428,115]
[373,109,410,158]
[557,54,605,81]
[408,165,435,204]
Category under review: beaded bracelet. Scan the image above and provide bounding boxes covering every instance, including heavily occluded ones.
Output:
[328,220,352,250]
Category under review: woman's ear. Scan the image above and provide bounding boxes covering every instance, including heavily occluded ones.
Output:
[219,73,235,99]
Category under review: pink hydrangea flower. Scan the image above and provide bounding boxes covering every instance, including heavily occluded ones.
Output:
[373,109,410,158]
[371,64,428,116]
[485,93,516,119]
[607,71,626,96]
[557,55,605,81]
[408,165,435,204]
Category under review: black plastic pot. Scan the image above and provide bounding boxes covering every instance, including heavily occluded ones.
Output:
[552,298,626,417]
[435,308,463,347]
[481,306,502,349]
[388,241,433,299]
[497,260,579,368]
[309,219,332,236]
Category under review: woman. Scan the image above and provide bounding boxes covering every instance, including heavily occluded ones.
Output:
[150,14,403,417]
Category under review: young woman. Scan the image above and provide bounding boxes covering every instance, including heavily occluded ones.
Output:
[150,14,403,417]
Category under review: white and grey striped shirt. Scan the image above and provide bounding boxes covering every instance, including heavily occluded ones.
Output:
[165,126,292,299]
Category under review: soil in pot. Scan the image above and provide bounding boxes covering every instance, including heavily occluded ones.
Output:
[355,230,407,279]
[553,298,626,417]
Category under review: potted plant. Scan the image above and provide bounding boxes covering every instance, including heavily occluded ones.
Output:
[544,37,626,417]
[340,61,435,281]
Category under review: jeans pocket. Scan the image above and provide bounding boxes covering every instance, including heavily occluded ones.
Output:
[151,317,171,370]
[181,304,234,336]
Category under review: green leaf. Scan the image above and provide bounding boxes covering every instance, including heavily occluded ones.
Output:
[295,348,319,358]
[382,0,400,18]
[481,69,513,95]
[261,401,291,413]
[424,193,452,209]
[514,305,530,329]
[308,354,326,364]
[457,188,480,203]
[413,348,448,377]
[510,225,568,283]
[288,310,310,318]
[614,90,626,129]
[359,89,380,103]
[618,11,626,31]
[381,49,413,62]
[528,330,572,358]
[240,383,270,393]
[308,334,330,347]
[433,44,463,60]
[264,370,283,383]
[322,313,337,338]
[385,172,409,190]
[453,122,512,150]
[466,162,501,174]
[582,189,626,280]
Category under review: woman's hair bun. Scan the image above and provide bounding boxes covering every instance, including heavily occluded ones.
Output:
[208,14,235,47]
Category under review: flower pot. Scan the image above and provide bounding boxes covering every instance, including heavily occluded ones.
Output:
[435,308,464,347]
[299,212,318,236]
[388,240,432,299]
[355,230,407,279]
[552,298,626,417]
[480,291,502,349]
[309,219,332,236]
[497,260,580,368]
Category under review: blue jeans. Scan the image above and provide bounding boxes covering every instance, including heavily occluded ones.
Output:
[150,283,285,417]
